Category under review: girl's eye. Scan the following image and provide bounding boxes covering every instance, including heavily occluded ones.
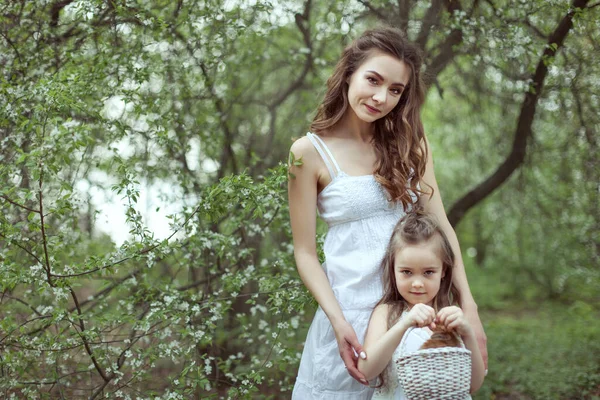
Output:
[424,271,434,276]
[391,88,402,95]
[401,270,411,275]
[367,77,378,84]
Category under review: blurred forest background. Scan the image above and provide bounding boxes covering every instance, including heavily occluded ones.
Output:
[1,0,598,398]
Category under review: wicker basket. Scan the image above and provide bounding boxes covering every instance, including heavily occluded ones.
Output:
[395,327,472,400]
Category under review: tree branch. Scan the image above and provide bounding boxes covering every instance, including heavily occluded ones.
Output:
[272,0,313,108]
[38,116,54,287]
[49,0,75,27]
[416,0,444,49]
[357,0,392,23]
[424,0,469,86]
[447,0,591,226]
[261,0,313,159]
[397,0,411,32]
[69,288,109,382]
[0,232,44,266]
[0,194,39,213]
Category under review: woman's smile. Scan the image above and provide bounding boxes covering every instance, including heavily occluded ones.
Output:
[364,104,381,114]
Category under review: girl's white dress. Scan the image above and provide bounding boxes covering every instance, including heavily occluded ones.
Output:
[292,132,413,399]
[372,323,432,400]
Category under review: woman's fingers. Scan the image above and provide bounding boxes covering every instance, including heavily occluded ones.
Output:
[340,346,368,385]
[336,323,368,385]
[346,329,367,360]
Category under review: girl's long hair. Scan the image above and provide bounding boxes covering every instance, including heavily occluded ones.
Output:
[310,26,429,208]
[373,210,461,388]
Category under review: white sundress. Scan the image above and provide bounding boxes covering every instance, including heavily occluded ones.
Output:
[292,132,414,399]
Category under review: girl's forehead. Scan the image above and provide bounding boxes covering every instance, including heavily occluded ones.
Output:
[395,238,441,254]
[394,242,443,266]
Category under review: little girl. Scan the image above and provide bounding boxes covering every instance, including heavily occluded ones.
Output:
[358,211,485,398]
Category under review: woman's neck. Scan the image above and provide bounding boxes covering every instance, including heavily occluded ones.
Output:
[332,109,374,142]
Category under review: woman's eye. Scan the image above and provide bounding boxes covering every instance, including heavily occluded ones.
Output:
[367,77,377,84]
[391,88,402,95]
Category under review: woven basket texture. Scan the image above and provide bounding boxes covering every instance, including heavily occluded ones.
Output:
[395,328,472,400]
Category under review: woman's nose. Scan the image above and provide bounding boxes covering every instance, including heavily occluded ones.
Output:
[372,88,387,104]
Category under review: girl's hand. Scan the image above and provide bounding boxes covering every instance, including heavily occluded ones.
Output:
[332,319,369,385]
[405,303,436,329]
[436,306,473,337]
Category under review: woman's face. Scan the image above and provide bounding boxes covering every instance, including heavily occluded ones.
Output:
[346,51,411,123]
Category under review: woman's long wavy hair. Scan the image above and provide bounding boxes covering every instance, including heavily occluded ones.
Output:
[310,26,429,207]
[372,210,461,388]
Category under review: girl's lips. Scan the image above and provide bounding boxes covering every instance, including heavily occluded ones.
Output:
[364,104,380,113]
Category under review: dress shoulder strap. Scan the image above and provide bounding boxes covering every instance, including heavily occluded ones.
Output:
[306,132,342,179]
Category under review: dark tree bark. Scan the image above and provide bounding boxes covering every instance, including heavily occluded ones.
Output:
[446,0,591,226]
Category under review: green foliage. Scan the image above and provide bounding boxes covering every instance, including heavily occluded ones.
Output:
[1,0,598,398]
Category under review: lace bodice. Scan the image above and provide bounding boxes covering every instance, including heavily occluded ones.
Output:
[307,132,414,310]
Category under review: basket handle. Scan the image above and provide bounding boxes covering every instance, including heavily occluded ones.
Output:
[398,326,416,356]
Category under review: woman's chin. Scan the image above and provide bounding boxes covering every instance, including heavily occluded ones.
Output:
[347,105,386,124]
[356,111,382,123]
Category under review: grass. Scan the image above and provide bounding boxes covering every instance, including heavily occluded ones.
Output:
[474,302,600,400]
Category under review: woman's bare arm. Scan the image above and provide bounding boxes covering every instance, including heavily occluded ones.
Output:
[419,136,488,368]
[288,136,368,384]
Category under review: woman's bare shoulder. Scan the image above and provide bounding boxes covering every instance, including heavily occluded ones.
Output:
[289,135,315,156]
[289,135,323,171]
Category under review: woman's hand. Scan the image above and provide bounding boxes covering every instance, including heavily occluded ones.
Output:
[332,319,369,385]
[405,303,436,329]
[436,306,473,337]
[463,306,488,370]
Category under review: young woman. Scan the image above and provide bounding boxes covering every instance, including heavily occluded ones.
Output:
[288,26,487,399]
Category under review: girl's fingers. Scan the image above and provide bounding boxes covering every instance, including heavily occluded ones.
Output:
[410,305,436,327]
[445,313,459,325]
[437,311,448,326]
[438,307,462,328]
[447,320,460,330]
[445,316,465,332]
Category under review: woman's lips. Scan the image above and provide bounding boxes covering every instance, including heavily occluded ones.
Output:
[364,104,380,114]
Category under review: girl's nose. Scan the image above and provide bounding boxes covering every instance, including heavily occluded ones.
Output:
[412,279,424,288]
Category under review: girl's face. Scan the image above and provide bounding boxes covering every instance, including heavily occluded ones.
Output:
[394,239,445,307]
[346,51,411,123]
